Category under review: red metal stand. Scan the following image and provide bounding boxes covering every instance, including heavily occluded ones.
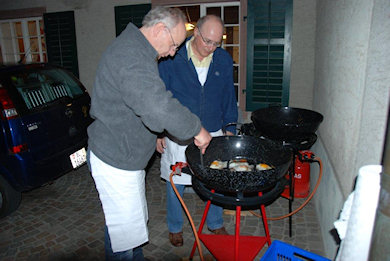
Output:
[189,192,271,261]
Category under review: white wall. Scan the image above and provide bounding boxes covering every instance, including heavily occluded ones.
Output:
[312,0,390,258]
[289,0,316,109]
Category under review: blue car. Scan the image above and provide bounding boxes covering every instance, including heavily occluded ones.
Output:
[0,63,93,218]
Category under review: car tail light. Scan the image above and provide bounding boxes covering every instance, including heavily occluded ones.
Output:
[0,88,18,119]
[10,143,28,154]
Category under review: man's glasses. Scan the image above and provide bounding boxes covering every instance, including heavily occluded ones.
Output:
[165,27,179,51]
[197,27,222,48]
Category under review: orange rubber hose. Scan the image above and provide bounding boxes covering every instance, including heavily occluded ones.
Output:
[169,171,204,261]
[249,157,323,220]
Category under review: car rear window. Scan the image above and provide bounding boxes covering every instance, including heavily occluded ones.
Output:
[10,68,84,110]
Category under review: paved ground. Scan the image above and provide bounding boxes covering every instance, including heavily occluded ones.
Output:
[0,154,327,260]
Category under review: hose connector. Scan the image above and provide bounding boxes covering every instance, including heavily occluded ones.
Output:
[170,162,188,176]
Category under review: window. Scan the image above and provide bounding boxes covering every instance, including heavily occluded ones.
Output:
[0,11,79,78]
[246,0,292,111]
[0,17,47,64]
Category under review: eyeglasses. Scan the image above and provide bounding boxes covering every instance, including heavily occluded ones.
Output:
[165,27,179,51]
[197,27,222,48]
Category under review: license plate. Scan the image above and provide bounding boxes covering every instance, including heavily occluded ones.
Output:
[70,147,87,168]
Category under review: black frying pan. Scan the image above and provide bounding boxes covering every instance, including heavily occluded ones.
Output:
[251,107,324,140]
[185,136,292,193]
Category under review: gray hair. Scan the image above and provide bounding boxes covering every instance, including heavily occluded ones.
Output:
[197,15,224,30]
[142,6,187,29]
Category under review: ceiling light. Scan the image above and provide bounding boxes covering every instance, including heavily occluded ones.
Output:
[186,23,195,31]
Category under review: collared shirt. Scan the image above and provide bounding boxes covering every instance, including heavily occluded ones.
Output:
[186,36,213,68]
[186,37,213,86]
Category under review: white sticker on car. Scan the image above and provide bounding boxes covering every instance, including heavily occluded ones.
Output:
[70,147,87,169]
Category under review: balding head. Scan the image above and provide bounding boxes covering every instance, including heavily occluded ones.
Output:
[191,15,224,60]
[196,15,224,32]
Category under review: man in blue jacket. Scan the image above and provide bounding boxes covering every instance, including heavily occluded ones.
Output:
[156,15,238,247]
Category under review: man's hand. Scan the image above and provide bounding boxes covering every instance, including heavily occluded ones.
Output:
[194,127,212,154]
[156,138,166,153]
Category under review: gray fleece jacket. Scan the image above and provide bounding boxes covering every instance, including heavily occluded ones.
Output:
[87,23,201,170]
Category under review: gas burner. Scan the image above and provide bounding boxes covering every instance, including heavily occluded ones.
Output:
[192,176,287,210]
[278,133,317,151]
[239,123,318,151]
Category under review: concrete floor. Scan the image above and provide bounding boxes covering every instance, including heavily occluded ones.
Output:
[0,154,327,260]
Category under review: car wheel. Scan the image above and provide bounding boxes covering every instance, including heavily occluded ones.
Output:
[0,175,22,218]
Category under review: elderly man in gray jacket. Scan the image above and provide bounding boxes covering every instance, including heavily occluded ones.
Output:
[87,6,211,261]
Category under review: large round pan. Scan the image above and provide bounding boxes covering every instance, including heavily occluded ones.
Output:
[251,106,324,140]
[185,136,292,193]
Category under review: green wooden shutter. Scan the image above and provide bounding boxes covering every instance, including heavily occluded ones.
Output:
[246,0,292,111]
[43,11,79,78]
[115,4,151,36]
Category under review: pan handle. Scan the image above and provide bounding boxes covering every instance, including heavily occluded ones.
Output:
[222,122,240,135]
[199,148,204,167]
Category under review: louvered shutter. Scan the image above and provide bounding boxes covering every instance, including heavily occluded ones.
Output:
[44,11,79,77]
[115,4,151,36]
[246,0,292,111]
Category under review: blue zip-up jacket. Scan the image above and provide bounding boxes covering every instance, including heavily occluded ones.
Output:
[158,39,238,134]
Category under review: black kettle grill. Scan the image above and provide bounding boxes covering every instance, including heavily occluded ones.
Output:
[251,106,323,141]
[185,136,292,193]
[185,135,293,208]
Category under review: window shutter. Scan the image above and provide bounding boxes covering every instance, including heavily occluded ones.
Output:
[115,4,151,36]
[246,0,292,111]
[43,11,79,78]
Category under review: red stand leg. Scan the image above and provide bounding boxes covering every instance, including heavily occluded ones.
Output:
[190,192,271,261]
[235,206,241,261]
[259,192,271,245]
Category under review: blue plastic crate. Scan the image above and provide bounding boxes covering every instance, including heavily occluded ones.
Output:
[261,240,331,261]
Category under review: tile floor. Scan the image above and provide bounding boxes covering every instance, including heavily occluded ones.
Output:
[0,154,327,260]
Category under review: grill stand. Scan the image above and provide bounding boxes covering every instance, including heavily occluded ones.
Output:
[282,156,296,237]
[189,178,281,261]
[239,124,318,238]
[281,150,315,237]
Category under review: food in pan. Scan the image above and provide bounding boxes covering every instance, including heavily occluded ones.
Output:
[228,159,254,171]
[210,160,228,170]
[209,158,274,172]
[256,163,272,171]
